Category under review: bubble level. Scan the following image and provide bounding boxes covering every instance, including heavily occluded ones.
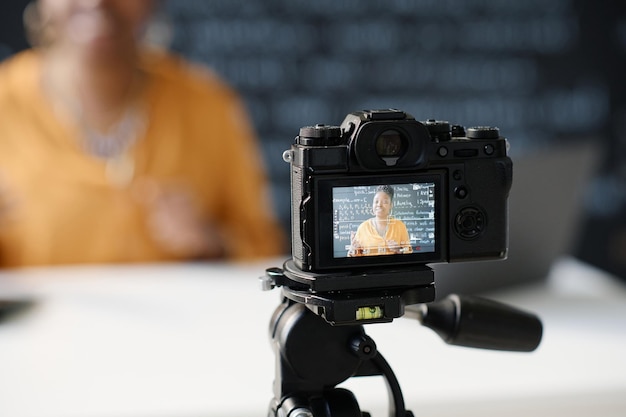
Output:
[356,306,384,321]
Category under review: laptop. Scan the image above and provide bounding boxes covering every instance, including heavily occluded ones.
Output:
[433,143,599,297]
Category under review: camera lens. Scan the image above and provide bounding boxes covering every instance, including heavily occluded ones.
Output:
[375,130,407,166]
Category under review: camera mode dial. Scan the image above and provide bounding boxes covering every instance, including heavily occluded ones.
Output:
[466,126,500,140]
[297,124,342,146]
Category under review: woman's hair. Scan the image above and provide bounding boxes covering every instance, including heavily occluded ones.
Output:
[375,184,394,200]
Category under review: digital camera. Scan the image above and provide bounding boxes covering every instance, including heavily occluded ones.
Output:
[284,109,512,275]
[265,110,540,417]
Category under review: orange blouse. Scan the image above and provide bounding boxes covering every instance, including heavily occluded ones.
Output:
[351,217,413,256]
[0,49,284,267]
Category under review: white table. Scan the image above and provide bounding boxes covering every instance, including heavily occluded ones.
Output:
[0,258,625,417]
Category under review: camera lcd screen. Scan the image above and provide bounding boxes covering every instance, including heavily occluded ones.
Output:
[332,182,436,259]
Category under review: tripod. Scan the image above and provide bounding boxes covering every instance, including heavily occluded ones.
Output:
[262,265,543,417]
[268,298,413,417]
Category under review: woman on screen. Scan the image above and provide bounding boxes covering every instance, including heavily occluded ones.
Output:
[348,185,412,257]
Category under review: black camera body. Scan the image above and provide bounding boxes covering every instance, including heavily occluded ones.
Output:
[285,109,512,282]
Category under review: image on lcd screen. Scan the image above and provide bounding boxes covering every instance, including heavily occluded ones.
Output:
[332,183,436,258]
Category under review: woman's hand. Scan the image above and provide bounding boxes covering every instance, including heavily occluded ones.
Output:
[134,179,224,259]
[386,239,402,253]
[348,232,363,257]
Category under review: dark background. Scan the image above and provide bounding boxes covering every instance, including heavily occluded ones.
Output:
[2,0,625,278]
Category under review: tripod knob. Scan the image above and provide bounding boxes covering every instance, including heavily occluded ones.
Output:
[350,335,377,359]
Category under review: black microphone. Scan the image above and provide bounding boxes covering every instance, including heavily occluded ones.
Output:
[414,294,543,352]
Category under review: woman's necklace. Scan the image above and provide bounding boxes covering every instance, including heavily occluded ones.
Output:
[42,64,147,188]
[81,106,146,188]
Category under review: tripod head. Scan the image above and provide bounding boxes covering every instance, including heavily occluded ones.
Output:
[261,263,543,417]
[262,260,437,325]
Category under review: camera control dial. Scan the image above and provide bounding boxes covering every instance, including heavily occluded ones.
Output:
[466,126,500,139]
[454,206,486,240]
[297,124,342,146]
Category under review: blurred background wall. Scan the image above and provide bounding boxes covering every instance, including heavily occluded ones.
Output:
[2,0,625,279]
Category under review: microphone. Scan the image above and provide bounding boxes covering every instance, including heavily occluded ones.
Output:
[414,294,543,352]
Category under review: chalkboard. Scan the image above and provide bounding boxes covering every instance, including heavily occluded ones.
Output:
[331,183,436,257]
[160,0,625,243]
[0,0,29,60]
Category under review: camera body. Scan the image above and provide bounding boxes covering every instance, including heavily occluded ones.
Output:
[286,109,512,278]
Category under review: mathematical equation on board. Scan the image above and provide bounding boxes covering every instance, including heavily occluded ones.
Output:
[332,184,436,249]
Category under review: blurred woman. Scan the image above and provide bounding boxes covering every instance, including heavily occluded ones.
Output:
[0,0,284,266]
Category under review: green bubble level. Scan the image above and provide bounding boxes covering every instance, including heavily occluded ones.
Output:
[356,306,383,321]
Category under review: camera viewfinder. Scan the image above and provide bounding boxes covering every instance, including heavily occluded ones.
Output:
[375,129,406,166]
